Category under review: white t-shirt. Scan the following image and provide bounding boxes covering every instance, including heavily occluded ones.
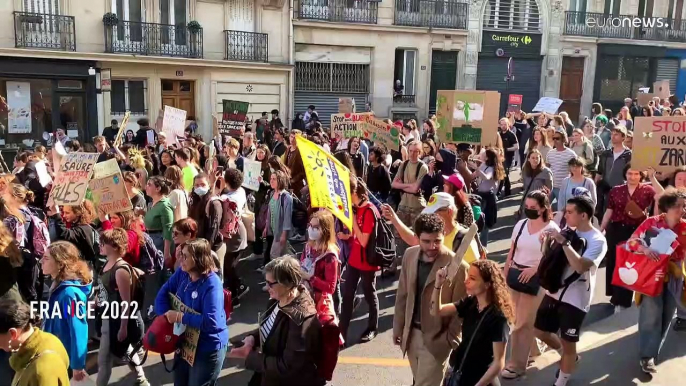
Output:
[511,219,560,267]
[223,187,247,214]
[546,227,608,312]
[168,189,188,223]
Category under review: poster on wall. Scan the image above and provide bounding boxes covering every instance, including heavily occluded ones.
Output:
[632,116,686,173]
[219,100,249,137]
[6,81,32,134]
[435,90,501,146]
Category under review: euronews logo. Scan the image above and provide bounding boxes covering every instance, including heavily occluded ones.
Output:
[586,16,669,29]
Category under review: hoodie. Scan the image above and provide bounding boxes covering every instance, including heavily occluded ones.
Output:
[42,280,92,371]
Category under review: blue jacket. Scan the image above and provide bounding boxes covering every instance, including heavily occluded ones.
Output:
[155,268,228,353]
[43,280,92,370]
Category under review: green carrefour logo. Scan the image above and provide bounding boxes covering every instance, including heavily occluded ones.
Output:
[521,35,532,45]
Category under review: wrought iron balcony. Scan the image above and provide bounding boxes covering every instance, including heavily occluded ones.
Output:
[394,0,468,29]
[564,11,686,43]
[13,12,76,51]
[299,0,379,24]
[104,20,203,58]
[225,30,268,62]
[393,94,417,106]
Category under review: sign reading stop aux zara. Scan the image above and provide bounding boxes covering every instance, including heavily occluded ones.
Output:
[633,117,686,173]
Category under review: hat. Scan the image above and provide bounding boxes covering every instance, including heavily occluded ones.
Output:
[443,173,465,190]
[422,192,455,215]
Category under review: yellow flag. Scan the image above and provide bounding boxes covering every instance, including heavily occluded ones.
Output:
[295,134,353,230]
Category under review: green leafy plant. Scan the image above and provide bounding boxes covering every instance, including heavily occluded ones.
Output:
[187,21,202,33]
[102,12,119,26]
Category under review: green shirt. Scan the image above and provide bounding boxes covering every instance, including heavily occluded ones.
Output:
[144,198,174,241]
[269,194,279,234]
[182,165,198,193]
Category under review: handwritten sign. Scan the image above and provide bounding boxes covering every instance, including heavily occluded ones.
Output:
[93,158,120,179]
[436,90,501,146]
[331,113,371,140]
[338,98,355,114]
[219,100,249,137]
[632,117,686,173]
[654,80,670,99]
[169,294,200,366]
[89,173,132,215]
[163,106,187,145]
[363,116,400,149]
[49,152,100,206]
[242,159,261,191]
[532,97,563,114]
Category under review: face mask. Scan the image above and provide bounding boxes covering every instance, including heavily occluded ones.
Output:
[524,208,540,220]
[194,187,209,196]
[308,227,321,241]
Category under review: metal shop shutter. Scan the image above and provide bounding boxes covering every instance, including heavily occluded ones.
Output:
[656,58,679,94]
[476,56,543,115]
[294,92,368,127]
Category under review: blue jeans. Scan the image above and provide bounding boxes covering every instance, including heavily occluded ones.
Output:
[149,232,165,255]
[551,187,560,212]
[479,226,490,247]
[174,345,228,386]
[638,276,682,359]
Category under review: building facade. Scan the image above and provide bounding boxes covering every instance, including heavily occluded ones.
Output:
[0,0,293,159]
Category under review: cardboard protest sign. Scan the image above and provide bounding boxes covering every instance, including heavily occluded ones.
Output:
[363,116,400,149]
[93,158,120,179]
[89,173,132,215]
[654,80,670,99]
[532,97,563,114]
[169,294,200,366]
[242,159,262,191]
[112,111,131,148]
[162,106,187,145]
[338,98,355,114]
[638,93,656,107]
[507,94,523,113]
[435,90,501,146]
[49,152,100,206]
[331,113,371,140]
[219,100,249,137]
[632,116,686,173]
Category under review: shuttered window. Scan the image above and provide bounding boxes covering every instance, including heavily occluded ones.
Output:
[295,62,370,93]
[483,0,541,32]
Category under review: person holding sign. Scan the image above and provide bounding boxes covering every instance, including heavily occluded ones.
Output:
[155,239,228,386]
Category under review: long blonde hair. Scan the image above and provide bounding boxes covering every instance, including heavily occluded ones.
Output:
[46,241,93,286]
[0,222,22,267]
[307,210,339,255]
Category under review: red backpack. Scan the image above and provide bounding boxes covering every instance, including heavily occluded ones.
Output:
[143,315,179,355]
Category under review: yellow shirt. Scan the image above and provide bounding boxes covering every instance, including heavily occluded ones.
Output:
[443,225,478,264]
[182,165,198,193]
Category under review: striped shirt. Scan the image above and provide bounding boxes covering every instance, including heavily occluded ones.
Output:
[259,305,280,345]
[546,148,577,189]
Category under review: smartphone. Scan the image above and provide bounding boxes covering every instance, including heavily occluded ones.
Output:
[216,166,225,175]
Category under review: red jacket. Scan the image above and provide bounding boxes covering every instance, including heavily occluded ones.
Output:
[101,219,141,266]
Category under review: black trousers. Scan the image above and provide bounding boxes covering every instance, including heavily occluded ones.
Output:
[605,222,638,308]
[338,266,379,341]
[223,251,243,296]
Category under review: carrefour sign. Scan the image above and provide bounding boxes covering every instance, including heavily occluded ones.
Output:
[483,31,541,57]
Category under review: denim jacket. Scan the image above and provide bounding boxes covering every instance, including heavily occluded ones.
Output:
[267,190,293,238]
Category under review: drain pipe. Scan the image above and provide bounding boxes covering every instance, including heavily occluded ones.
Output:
[288,0,295,123]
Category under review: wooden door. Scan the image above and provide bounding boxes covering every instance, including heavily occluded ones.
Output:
[559,57,584,125]
[429,50,458,115]
[161,79,195,118]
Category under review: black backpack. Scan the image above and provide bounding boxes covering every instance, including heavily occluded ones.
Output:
[362,205,396,268]
[537,228,588,294]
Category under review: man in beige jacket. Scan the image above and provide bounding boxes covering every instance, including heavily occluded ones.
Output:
[393,213,469,386]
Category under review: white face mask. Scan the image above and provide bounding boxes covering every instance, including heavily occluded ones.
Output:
[307,226,321,241]
[194,187,209,196]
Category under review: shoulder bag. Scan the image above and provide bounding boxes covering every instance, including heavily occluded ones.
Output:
[506,220,541,295]
[443,307,492,386]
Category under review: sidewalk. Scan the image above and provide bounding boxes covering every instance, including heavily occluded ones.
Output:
[505,307,686,386]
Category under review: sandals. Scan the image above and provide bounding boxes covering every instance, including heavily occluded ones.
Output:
[500,368,523,379]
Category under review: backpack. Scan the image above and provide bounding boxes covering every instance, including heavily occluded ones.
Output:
[362,205,396,268]
[138,233,164,274]
[537,228,588,294]
[389,160,425,209]
[108,260,145,306]
[206,196,233,237]
[17,212,51,302]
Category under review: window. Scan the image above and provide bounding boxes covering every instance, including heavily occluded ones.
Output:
[483,0,541,32]
[668,0,684,22]
[24,0,60,14]
[637,0,653,18]
[604,0,621,16]
[394,49,417,95]
[295,62,369,93]
[111,79,147,114]
[569,0,587,13]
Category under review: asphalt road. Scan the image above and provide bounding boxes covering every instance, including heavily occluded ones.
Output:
[94,169,616,385]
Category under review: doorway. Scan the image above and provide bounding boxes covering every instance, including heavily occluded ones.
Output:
[560,57,585,125]
[161,79,195,117]
[429,50,458,115]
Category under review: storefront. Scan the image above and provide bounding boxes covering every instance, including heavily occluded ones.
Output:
[0,57,97,162]
[476,31,543,115]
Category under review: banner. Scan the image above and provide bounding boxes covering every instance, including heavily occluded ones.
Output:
[219,100,249,137]
[49,152,100,206]
[532,97,563,114]
[242,159,261,191]
[162,106,187,145]
[296,135,353,230]
[363,116,400,150]
[338,98,355,114]
[507,94,523,113]
[331,113,370,140]
[169,294,200,366]
[112,111,131,148]
[632,116,686,173]
[7,81,32,134]
[435,90,501,146]
[89,173,132,215]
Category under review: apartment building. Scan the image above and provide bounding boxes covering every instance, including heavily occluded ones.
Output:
[0,0,293,159]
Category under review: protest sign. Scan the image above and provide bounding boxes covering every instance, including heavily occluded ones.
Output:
[331,113,371,140]
[89,173,132,215]
[93,158,120,179]
[363,116,400,149]
[632,116,686,173]
[296,135,353,230]
[112,111,131,148]
[169,294,200,366]
[338,98,355,114]
[242,159,261,191]
[219,100,249,137]
[532,97,563,114]
[654,80,670,99]
[638,93,656,107]
[162,106,187,145]
[507,94,523,113]
[435,90,501,146]
[49,152,100,206]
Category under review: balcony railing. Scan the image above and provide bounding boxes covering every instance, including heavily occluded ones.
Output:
[13,12,76,51]
[299,0,379,24]
[393,94,416,106]
[104,20,203,58]
[564,11,686,43]
[394,0,468,29]
[225,30,268,62]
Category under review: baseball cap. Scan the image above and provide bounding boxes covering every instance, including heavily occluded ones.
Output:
[422,192,455,215]
[443,173,465,190]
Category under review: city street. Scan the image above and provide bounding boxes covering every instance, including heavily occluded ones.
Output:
[96,170,632,385]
